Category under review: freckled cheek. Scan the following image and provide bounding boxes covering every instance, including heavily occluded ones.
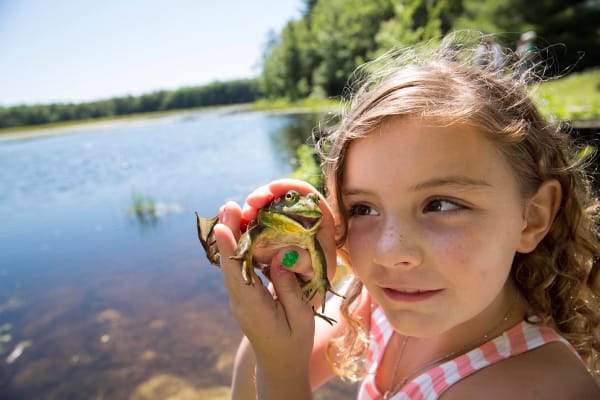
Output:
[435,230,508,293]
[431,232,485,279]
[431,232,468,263]
[346,229,374,274]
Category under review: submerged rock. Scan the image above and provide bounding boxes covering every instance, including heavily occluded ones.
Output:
[129,373,230,400]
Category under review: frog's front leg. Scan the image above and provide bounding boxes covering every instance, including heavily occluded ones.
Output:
[229,252,256,285]
[228,254,256,285]
[241,257,255,286]
[229,226,263,286]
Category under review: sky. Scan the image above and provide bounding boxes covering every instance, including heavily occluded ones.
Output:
[0,0,303,106]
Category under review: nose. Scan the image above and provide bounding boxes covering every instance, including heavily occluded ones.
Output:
[373,218,422,268]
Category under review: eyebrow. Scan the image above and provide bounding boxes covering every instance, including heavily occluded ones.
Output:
[409,176,492,191]
[342,175,492,197]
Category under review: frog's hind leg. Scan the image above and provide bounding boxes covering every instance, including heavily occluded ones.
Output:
[301,241,345,313]
[301,278,344,312]
[296,277,341,325]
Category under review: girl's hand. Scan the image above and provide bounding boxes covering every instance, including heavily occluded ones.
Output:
[241,178,338,284]
[239,179,338,315]
[213,200,315,376]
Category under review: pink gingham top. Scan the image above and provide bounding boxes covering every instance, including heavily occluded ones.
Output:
[358,305,576,400]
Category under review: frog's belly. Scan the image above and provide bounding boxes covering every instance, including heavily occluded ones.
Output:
[243,236,312,268]
[252,234,313,252]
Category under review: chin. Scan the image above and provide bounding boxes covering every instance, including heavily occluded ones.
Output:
[380,305,450,338]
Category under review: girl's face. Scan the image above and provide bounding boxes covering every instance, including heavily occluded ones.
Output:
[342,117,529,337]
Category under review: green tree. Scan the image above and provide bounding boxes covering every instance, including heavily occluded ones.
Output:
[261,20,313,100]
[375,0,463,54]
[309,0,394,97]
[453,0,512,37]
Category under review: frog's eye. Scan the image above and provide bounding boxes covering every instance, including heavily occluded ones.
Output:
[307,192,319,204]
[285,190,299,202]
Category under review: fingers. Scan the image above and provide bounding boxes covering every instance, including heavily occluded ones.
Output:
[268,178,323,197]
[272,247,326,314]
[215,201,261,297]
[218,201,243,241]
[242,178,330,222]
[275,247,313,279]
[269,257,315,332]
[214,218,315,347]
[213,221,247,292]
[214,220,280,330]
[243,185,274,220]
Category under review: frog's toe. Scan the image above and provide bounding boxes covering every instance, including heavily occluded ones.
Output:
[312,306,336,325]
[301,278,329,308]
[241,262,255,286]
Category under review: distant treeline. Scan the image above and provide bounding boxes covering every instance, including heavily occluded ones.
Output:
[0,79,261,129]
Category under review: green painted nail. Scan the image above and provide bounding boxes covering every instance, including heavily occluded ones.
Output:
[281,250,299,268]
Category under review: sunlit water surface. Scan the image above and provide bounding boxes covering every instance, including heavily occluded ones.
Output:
[0,109,356,399]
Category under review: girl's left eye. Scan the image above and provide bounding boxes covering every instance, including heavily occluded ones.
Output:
[423,199,464,213]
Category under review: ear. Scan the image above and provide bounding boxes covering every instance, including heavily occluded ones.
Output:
[517,179,562,253]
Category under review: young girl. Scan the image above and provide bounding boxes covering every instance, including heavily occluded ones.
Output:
[213,33,600,399]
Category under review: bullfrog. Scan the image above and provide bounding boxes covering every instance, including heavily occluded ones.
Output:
[196,190,341,323]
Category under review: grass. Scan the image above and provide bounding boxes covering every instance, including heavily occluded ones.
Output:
[250,97,339,112]
[532,68,600,122]
[288,144,324,190]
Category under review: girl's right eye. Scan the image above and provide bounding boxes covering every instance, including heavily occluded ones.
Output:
[347,203,378,217]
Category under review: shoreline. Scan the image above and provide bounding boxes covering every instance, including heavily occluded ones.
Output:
[0,103,338,143]
[0,104,253,143]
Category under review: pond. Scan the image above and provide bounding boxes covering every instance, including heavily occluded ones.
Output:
[0,108,357,399]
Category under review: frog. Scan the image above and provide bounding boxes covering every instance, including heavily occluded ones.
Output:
[196,190,342,324]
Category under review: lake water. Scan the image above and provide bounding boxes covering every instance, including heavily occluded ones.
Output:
[0,109,356,399]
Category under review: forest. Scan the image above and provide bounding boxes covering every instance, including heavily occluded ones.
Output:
[1,0,598,129]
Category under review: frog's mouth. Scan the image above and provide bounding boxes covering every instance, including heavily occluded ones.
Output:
[282,213,320,229]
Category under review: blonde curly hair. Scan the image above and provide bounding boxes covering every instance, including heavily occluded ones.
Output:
[317,31,600,381]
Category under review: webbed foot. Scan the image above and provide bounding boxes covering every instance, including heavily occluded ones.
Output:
[300,277,345,313]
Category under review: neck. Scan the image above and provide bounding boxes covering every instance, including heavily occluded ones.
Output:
[430,282,525,358]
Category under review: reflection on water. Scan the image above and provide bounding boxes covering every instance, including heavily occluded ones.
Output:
[126,191,184,231]
[0,109,356,399]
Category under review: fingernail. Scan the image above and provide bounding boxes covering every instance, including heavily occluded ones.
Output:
[281,250,298,268]
[278,264,288,273]
[222,207,229,223]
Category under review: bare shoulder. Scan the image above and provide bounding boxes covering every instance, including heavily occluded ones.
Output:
[442,342,600,400]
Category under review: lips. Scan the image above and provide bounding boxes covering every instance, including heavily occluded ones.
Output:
[382,287,443,302]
